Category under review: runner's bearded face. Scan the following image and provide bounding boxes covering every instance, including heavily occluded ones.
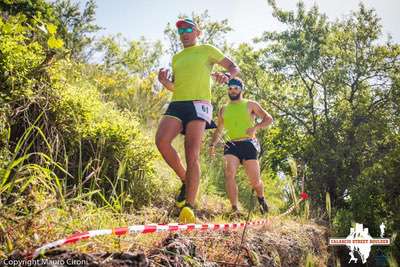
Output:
[228,86,242,101]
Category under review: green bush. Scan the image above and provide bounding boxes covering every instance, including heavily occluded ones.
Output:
[48,60,160,208]
[0,106,11,172]
[333,209,353,237]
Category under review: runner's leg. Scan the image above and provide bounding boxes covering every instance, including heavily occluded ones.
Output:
[243,159,268,213]
[184,119,206,206]
[242,160,264,197]
[155,116,186,182]
[223,154,240,209]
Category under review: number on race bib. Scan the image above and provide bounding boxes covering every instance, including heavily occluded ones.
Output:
[193,101,212,123]
[250,139,261,153]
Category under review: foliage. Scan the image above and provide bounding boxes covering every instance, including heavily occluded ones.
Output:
[0,0,162,211]
[1,1,399,262]
[93,35,168,124]
[52,0,101,61]
[234,0,400,261]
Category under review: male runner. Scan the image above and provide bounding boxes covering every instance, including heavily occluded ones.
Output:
[156,18,240,223]
[210,78,273,215]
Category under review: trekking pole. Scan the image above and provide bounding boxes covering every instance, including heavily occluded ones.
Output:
[234,189,255,266]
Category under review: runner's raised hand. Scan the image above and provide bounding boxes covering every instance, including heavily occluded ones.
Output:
[211,72,230,84]
[158,68,170,83]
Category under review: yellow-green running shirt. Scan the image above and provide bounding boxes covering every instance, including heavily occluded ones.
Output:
[172,44,225,101]
[223,99,254,140]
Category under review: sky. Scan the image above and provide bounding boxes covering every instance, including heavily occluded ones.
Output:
[90,0,400,46]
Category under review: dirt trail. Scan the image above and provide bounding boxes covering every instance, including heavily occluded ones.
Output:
[3,219,329,267]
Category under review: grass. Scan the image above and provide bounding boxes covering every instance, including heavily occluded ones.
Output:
[326,192,332,226]
[0,114,330,265]
[304,252,316,267]
[388,253,399,267]
[0,169,331,266]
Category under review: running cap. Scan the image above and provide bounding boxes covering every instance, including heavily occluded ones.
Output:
[176,18,198,29]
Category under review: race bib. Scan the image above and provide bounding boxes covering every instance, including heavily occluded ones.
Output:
[193,101,213,123]
[250,138,261,153]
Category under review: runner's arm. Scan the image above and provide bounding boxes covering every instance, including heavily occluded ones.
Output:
[210,107,225,147]
[158,68,175,91]
[212,58,240,84]
[250,101,273,130]
[218,57,240,78]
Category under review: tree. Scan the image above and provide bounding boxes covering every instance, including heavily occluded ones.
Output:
[52,0,101,61]
[254,0,400,208]
[93,34,166,124]
[242,0,400,260]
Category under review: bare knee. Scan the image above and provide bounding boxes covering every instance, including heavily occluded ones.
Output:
[184,141,200,164]
[224,168,236,179]
[250,179,263,189]
[155,135,163,150]
[155,135,170,152]
[186,152,200,168]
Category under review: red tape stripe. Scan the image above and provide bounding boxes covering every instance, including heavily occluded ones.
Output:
[33,220,269,258]
[113,227,128,236]
[143,225,157,234]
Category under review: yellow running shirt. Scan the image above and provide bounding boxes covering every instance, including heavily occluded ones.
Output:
[223,99,254,140]
[172,44,225,101]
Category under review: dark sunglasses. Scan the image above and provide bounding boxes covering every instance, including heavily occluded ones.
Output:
[178,27,194,35]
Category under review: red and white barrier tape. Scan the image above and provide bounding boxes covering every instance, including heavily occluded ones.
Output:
[278,201,301,217]
[33,192,309,258]
[33,220,268,258]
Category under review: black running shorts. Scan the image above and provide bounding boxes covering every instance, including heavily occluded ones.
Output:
[164,100,215,134]
[223,139,261,163]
